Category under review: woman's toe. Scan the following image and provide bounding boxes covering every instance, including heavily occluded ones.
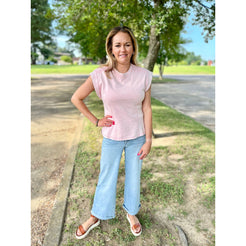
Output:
[135,225,141,233]
[76,228,82,236]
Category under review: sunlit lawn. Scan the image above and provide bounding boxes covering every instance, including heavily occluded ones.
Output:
[31,64,215,75]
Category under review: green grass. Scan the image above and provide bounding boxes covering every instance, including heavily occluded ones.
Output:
[31,64,99,74]
[60,92,215,246]
[31,64,215,75]
[153,64,215,75]
[197,176,215,208]
[147,177,185,205]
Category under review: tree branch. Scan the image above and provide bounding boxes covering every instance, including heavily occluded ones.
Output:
[195,0,213,10]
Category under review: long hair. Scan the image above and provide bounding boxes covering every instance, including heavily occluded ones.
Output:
[102,26,138,77]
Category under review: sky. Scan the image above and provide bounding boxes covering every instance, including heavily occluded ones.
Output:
[181,15,215,61]
[54,14,215,62]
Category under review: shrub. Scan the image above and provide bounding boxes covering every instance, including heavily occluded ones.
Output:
[47,57,57,63]
[60,55,72,64]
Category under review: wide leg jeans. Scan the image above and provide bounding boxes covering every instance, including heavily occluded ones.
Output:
[91,135,145,220]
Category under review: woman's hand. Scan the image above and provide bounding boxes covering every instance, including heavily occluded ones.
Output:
[98,115,115,127]
[137,141,152,160]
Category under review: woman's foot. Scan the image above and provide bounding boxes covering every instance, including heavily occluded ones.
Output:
[75,215,100,239]
[127,214,142,236]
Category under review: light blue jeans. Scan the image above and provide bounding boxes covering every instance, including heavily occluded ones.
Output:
[91,135,146,220]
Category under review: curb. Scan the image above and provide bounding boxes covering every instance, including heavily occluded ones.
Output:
[43,115,84,246]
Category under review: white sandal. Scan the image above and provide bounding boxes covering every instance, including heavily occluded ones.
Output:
[75,215,100,239]
[127,214,142,236]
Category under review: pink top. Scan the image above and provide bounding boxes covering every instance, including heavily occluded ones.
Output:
[90,64,152,141]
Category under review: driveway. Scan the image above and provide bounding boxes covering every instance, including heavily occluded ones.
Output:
[151,75,215,132]
[31,74,84,245]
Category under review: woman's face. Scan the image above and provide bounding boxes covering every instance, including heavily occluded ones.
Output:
[112,32,134,65]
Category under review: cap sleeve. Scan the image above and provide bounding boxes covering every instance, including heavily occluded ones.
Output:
[90,68,102,99]
[145,70,152,92]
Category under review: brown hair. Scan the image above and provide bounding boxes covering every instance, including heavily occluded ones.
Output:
[102,26,138,76]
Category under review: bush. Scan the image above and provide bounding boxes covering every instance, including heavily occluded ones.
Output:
[47,57,57,63]
[60,55,72,64]
[191,61,201,66]
[31,52,39,59]
[178,60,188,65]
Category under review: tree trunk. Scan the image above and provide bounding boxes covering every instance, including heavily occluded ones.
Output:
[145,0,162,139]
[100,56,107,64]
[159,64,163,79]
[31,57,36,65]
[146,24,160,139]
[143,24,160,72]
[31,46,37,65]
[143,0,162,72]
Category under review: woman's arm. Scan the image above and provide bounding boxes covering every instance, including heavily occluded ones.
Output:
[138,87,152,160]
[71,76,114,127]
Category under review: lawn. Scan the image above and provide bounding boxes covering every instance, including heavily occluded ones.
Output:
[59,92,215,246]
[31,64,99,74]
[31,64,215,75]
[152,65,215,75]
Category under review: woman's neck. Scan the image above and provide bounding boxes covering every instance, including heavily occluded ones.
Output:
[115,63,131,73]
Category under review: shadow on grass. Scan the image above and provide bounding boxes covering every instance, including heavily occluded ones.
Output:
[153,130,211,139]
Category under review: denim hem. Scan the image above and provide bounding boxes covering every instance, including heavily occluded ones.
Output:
[122,203,141,215]
[91,210,115,220]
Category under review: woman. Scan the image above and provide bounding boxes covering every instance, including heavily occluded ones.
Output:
[71,26,152,239]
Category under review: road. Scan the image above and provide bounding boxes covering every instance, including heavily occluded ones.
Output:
[151,75,215,132]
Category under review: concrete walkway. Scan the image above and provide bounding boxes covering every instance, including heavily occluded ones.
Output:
[31,75,85,245]
[151,75,215,132]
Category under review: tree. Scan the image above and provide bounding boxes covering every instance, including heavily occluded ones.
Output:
[157,39,187,79]
[53,0,215,70]
[140,0,190,76]
[54,0,146,63]
[31,0,55,64]
[185,51,202,65]
[189,0,215,42]
[143,0,215,71]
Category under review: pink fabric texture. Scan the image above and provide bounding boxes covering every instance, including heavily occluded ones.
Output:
[90,64,152,141]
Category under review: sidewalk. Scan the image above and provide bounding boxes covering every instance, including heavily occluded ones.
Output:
[31,75,85,245]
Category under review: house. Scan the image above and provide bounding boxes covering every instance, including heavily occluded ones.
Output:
[72,57,82,65]
[80,57,95,64]
[208,60,214,66]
